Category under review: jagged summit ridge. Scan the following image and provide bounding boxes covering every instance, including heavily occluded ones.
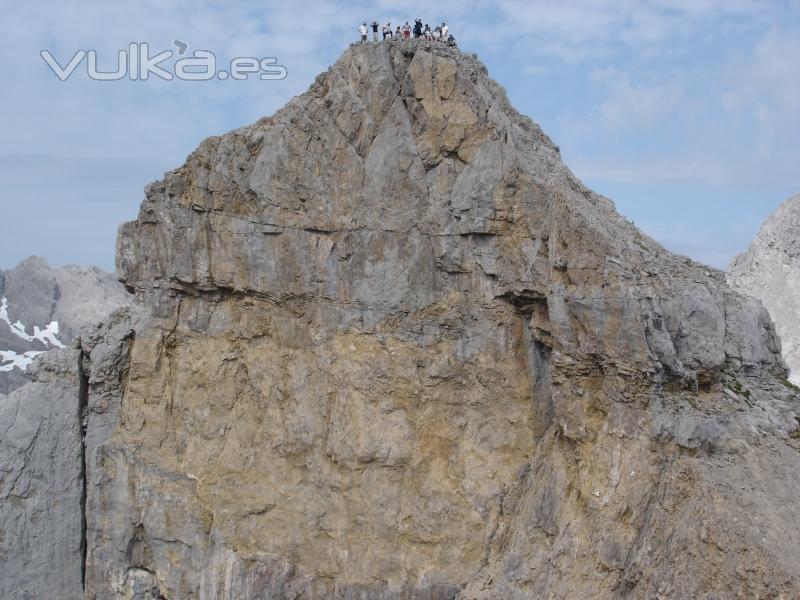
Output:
[2,41,799,600]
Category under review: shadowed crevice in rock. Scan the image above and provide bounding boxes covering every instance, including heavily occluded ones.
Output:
[79,348,89,593]
[499,290,554,439]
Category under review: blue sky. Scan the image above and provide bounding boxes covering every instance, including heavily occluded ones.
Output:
[1,0,798,271]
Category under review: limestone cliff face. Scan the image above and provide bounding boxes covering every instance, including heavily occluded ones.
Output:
[2,39,800,600]
[729,194,800,386]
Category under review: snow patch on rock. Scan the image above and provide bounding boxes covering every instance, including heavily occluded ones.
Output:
[1,296,65,351]
[0,349,44,372]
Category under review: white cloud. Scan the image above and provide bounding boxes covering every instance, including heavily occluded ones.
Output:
[459,0,771,62]
[591,68,685,132]
[722,27,800,153]
[551,20,800,188]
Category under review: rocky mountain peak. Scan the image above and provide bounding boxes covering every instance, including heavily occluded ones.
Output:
[2,41,799,600]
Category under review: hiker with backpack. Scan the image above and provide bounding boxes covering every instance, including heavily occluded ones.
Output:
[383,23,393,40]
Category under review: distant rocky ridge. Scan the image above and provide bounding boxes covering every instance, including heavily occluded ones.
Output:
[1,40,799,599]
[0,256,131,394]
[729,194,800,386]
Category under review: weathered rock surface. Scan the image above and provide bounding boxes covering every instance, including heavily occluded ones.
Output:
[2,39,800,599]
[0,256,132,394]
[729,194,800,386]
[0,349,85,600]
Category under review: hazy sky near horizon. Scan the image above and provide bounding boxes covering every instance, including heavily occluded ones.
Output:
[1,0,798,272]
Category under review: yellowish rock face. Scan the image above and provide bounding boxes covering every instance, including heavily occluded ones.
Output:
[113,294,535,586]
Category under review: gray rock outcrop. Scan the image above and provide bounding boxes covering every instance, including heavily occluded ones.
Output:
[1,39,799,599]
[729,194,800,386]
[0,349,85,600]
[0,256,131,394]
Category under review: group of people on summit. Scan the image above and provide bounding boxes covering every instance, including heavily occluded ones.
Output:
[358,18,456,46]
